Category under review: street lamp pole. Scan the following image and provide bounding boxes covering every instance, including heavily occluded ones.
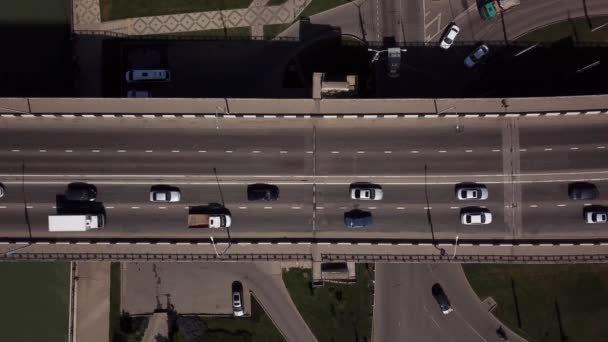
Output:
[209,236,220,258]
[452,235,459,259]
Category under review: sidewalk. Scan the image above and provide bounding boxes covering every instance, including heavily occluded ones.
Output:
[74,262,111,342]
[72,0,311,37]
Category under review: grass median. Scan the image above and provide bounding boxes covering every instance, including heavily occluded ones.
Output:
[464,264,608,341]
[283,264,373,342]
[0,262,70,342]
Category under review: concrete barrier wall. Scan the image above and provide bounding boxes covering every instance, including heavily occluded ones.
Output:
[0,95,607,116]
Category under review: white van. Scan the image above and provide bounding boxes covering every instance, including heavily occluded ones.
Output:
[125,69,171,83]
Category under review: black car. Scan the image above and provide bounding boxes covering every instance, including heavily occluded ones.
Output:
[431,283,453,314]
[247,183,279,201]
[65,182,97,202]
[568,182,599,200]
[344,209,373,228]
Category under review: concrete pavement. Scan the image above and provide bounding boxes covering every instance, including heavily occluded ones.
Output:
[373,263,526,342]
[74,262,110,342]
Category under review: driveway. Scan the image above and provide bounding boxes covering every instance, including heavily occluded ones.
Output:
[373,263,527,342]
[122,262,316,342]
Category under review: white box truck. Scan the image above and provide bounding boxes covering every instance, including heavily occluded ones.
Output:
[188,213,232,228]
[48,214,104,232]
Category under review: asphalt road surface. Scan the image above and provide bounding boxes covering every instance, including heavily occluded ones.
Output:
[373,263,526,342]
[1,116,608,240]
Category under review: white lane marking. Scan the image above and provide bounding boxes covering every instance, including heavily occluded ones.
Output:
[158,207,167,209]
[339,206,348,210]
[597,146,606,149]
[280,151,288,154]
[117,150,126,153]
[384,151,392,154]
[544,148,553,151]
[0,206,6,209]
[368,206,377,210]
[238,206,247,209]
[106,206,115,209]
[306,151,313,154]
[570,147,579,150]
[11,149,20,152]
[198,150,207,153]
[291,206,301,209]
[171,150,180,153]
[65,150,73,153]
[584,203,592,206]
[424,206,432,209]
[529,204,538,208]
[316,206,325,209]
[410,150,419,154]
[438,150,447,153]
[263,206,273,209]
[465,150,473,153]
[557,204,566,207]
[252,150,261,153]
[519,148,527,152]
[145,150,153,153]
[357,151,366,154]
[131,206,140,209]
[450,206,459,209]
[39,149,47,153]
[225,150,233,153]
[331,151,340,154]
[492,149,501,152]
[396,207,406,210]
[26,205,34,209]
[92,150,100,153]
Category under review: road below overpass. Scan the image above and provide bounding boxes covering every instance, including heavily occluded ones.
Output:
[1,115,608,243]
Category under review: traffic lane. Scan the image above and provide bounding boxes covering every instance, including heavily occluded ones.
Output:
[521,203,608,238]
[521,180,608,203]
[520,150,608,173]
[316,183,504,206]
[0,152,313,176]
[519,116,608,147]
[314,203,508,239]
[0,118,313,151]
[317,150,502,175]
[316,119,502,152]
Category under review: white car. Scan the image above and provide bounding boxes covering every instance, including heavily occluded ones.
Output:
[461,211,492,225]
[232,290,244,317]
[440,24,460,49]
[456,184,489,200]
[464,44,489,68]
[149,187,181,202]
[350,184,383,200]
[0,183,4,198]
[585,209,608,224]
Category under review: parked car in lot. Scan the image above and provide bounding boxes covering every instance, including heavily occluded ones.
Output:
[247,183,279,201]
[461,208,492,225]
[440,24,460,49]
[431,283,453,314]
[65,182,97,202]
[344,209,373,228]
[127,89,150,98]
[387,47,403,78]
[0,183,4,198]
[464,44,489,68]
[150,185,181,202]
[455,183,489,200]
[125,69,171,83]
[568,182,599,200]
[584,206,608,224]
[232,282,244,317]
[350,183,383,200]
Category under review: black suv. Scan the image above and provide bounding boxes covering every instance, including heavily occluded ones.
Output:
[247,183,279,201]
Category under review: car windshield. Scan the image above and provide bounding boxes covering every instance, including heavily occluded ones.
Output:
[355,190,361,198]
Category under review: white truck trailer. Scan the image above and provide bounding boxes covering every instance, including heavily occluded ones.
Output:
[48,214,104,232]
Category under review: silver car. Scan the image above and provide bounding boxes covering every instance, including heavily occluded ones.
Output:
[585,208,608,224]
[350,183,383,200]
[232,291,244,317]
[149,186,181,202]
[456,184,489,200]
[461,211,492,225]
